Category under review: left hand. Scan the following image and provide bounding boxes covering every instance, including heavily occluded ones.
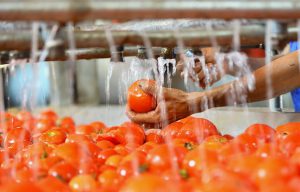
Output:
[126,81,202,127]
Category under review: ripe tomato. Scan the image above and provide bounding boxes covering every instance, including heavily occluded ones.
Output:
[105,154,123,167]
[146,144,188,173]
[127,79,156,113]
[182,146,219,177]
[96,140,115,150]
[0,181,42,192]
[97,149,118,165]
[177,118,219,143]
[276,122,300,138]
[39,128,67,145]
[48,161,78,182]
[231,133,258,154]
[278,132,300,156]
[39,109,58,122]
[245,123,275,143]
[202,135,229,151]
[251,157,297,186]
[37,176,70,192]
[161,121,184,140]
[4,128,31,147]
[35,119,56,134]
[120,173,175,192]
[57,116,75,134]
[145,129,164,144]
[98,169,120,187]
[69,174,98,192]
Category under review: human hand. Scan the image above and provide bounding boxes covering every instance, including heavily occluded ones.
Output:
[126,81,204,126]
[176,47,229,88]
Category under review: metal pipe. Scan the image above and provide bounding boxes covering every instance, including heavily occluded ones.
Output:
[1,24,296,51]
[1,1,300,21]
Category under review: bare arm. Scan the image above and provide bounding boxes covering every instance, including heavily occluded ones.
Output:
[198,51,300,108]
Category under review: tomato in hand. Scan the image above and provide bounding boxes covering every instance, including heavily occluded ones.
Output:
[127,80,156,113]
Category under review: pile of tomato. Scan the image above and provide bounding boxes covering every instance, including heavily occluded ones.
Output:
[0,110,299,192]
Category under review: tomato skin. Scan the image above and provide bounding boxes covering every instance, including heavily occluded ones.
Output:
[37,176,71,192]
[97,149,118,165]
[182,146,219,177]
[120,173,175,192]
[39,128,67,145]
[146,144,188,173]
[98,169,120,187]
[0,181,42,192]
[202,135,229,151]
[49,161,78,182]
[145,129,164,144]
[276,122,300,138]
[245,123,275,143]
[69,174,98,192]
[177,118,220,143]
[161,121,184,139]
[58,117,75,134]
[4,128,31,147]
[96,140,115,150]
[278,132,300,156]
[127,80,156,113]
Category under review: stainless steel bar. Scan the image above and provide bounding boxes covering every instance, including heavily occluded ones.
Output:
[0,0,300,22]
[0,24,290,51]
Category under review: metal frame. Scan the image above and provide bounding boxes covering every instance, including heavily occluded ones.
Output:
[1,1,300,22]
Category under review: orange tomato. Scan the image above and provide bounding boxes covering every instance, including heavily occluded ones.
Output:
[245,123,275,143]
[69,174,98,192]
[127,80,156,113]
[39,128,67,145]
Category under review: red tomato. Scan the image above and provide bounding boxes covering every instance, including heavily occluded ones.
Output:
[96,140,115,150]
[127,79,156,113]
[69,174,98,192]
[146,144,188,173]
[245,123,275,143]
[37,176,70,192]
[48,161,78,182]
[231,133,258,154]
[39,109,58,122]
[182,146,219,177]
[145,129,164,144]
[276,122,300,138]
[0,181,42,192]
[97,149,118,165]
[177,118,220,143]
[161,121,184,139]
[120,173,176,192]
[202,135,229,151]
[4,128,31,147]
[98,169,120,188]
[57,116,75,134]
[39,128,67,145]
[278,132,300,156]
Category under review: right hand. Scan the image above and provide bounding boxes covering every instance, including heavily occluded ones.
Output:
[176,47,228,89]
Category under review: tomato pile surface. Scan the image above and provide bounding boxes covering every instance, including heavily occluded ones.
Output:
[0,110,300,191]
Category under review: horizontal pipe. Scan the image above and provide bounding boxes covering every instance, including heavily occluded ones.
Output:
[0,1,300,22]
[1,24,296,52]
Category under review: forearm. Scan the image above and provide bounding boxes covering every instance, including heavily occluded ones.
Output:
[196,51,300,109]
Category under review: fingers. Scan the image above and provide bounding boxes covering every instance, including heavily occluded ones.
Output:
[126,104,160,124]
[139,81,157,96]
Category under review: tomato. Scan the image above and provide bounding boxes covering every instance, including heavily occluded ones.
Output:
[276,122,300,138]
[161,121,184,139]
[69,174,98,191]
[4,128,31,147]
[15,167,47,183]
[0,181,42,192]
[226,154,261,175]
[146,144,188,173]
[202,135,229,151]
[255,143,282,159]
[120,173,175,192]
[96,140,115,150]
[98,169,120,187]
[97,149,118,165]
[127,79,156,113]
[0,112,23,132]
[136,142,158,154]
[39,109,58,122]
[231,133,258,154]
[145,129,164,144]
[278,132,300,156]
[39,128,67,145]
[105,154,123,167]
[76,125,99,135]
[37,176,70,192]
[57,117,75,134]
[245,123,275,143]
[182,146,219,177]
[49,161,78,182]
[90,121,107,132]
[35,119,56,134]
[65,134,91,143]
[177,118,219,143]
[251,157,297,186]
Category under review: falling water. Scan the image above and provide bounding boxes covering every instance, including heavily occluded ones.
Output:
[265,20,273,104]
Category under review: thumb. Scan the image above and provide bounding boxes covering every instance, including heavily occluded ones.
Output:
[139,81,157,96]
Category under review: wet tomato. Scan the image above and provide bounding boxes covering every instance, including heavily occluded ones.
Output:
[245,123,275,143]
[69,174,98,192]
[37,176,70,192]
[49,161,78,182]
[39,128,67,145]
[145,129,164,144]
[127,79,156,113]
[276,122,300,138]
[4,127,31,147]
